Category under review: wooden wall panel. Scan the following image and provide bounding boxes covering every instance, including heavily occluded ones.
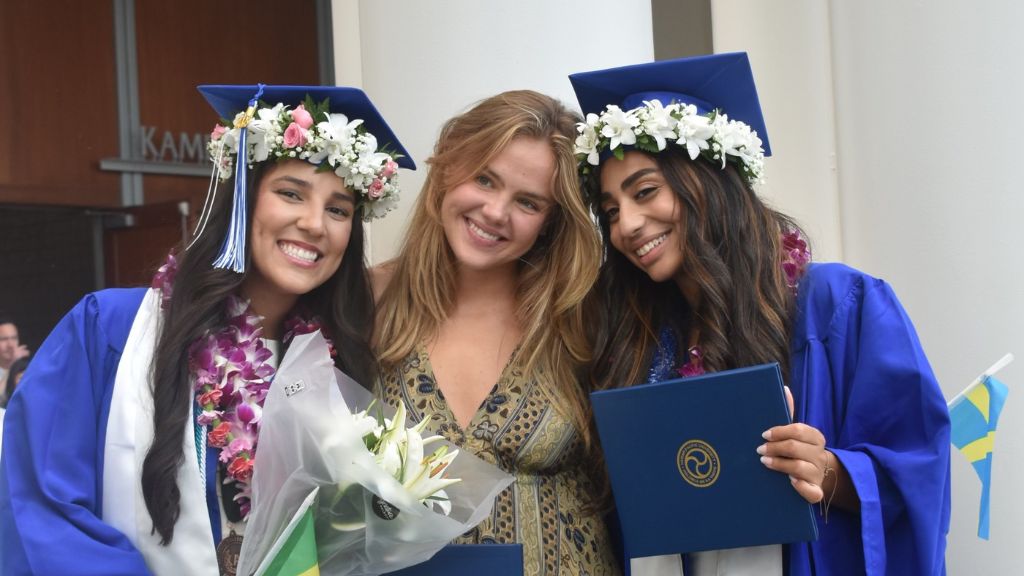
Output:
[135,0,320,209]
[0,0,120,206]
[0,0,321,210]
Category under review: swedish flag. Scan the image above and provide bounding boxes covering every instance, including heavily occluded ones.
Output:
[949,372,1009,539]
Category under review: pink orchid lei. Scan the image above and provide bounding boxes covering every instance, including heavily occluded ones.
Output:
[781,229,811,295]
[151,253,331,518]
[677,228,811,379]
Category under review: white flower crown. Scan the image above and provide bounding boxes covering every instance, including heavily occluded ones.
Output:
[207,97,402,221]
[574,100,765,185]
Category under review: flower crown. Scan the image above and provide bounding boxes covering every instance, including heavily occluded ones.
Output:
[574,100,765,186]
[207,96,402,221]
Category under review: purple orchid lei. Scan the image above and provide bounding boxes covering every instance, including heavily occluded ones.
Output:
[781,229,811,296]
[677,228,811,379]
[151,253,330,518]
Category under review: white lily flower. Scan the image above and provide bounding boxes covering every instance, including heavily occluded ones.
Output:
[402,444,462,505]
[425,489,452,515]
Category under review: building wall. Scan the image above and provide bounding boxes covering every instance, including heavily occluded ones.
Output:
[713,1,1023,572]
[335,0,656,264]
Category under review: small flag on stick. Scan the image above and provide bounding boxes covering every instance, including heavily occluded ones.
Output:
[257,488,321,576]
[948,354,1012,539]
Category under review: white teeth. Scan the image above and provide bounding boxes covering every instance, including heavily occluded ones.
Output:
[636,234,667,257]
[280,242,318,262]
[468,220,500,241]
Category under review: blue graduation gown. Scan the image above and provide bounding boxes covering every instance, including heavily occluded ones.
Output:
[0,288,152,575]
[786,263,950,575]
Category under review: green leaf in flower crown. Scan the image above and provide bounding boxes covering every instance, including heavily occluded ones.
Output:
[303,95,332,123]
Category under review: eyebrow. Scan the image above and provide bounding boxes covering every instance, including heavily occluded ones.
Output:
[272,175,355,204]
[519,190,553,207]
[480,167,553,205]
[600,167,660,201]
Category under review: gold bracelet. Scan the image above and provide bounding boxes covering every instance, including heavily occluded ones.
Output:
[819,450,838,524]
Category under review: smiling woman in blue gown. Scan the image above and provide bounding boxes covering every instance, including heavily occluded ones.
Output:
[574,54,950,576]
[0,85,413,575]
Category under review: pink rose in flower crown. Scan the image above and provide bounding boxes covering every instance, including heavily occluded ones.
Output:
[208,421,232,447]
[283,123,308,148]
[291,104,314,130]
[211,124,227,141]
[368,178,385,199]
[382,159,398,178]
[228,455,255,483]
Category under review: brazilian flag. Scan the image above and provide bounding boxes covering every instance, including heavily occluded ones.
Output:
[262,505,320,576]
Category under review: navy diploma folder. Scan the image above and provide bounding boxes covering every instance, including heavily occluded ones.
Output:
[383,544,524,575]
[591,363,817,558]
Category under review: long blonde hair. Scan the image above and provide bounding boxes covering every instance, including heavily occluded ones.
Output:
[376,90,600,448]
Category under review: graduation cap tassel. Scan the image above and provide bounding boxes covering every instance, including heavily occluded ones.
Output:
[187,147,223,251]
[212,126,250,273]
[211,84,264,274]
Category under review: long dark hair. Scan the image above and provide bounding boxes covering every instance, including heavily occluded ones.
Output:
[589,147,805,392]
[142,163,377,544]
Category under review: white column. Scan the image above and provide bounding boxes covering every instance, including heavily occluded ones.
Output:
[336,0,654,263]
[710,0,843,262]
[828,3,1024,571]
[710,1,1024,572]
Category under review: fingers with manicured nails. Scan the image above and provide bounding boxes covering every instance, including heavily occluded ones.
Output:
[758,422,830,503]
[758,452,826,503]
[762,422,825,446]
[790,476,824,503]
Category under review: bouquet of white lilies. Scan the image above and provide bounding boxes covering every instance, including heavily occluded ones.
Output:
[237,332,513,576]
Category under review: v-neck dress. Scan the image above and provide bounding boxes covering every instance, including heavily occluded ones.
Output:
[376,345,620,576]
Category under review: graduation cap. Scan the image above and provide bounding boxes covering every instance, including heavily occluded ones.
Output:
[192,84,415,273]
[569,52,771,156]
[197,84,416,169]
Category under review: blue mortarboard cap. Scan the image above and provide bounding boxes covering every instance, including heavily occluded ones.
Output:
[197,84,416,169]
[570,52,771,156]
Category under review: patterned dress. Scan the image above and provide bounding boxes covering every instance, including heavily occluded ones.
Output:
[376,346,621,576]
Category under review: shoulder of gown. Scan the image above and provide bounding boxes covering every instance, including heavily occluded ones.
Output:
[0,287,152,575]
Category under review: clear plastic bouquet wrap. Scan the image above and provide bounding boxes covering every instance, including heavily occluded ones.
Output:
[237,332,513,576]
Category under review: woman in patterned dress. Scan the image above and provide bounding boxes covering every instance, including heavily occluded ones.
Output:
[373,90,620,575]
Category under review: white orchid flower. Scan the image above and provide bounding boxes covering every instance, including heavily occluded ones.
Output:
[675,114,713,160]
[364,193,399,220]
[639,100,677,151]
[599,105,638,150]
[574,117,601,166]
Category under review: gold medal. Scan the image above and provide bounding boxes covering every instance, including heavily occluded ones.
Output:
[216,529,243,576]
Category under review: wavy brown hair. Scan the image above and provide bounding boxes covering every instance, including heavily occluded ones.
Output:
[375,90,601,450]
[142,162,376,544]
[589,147,806,392]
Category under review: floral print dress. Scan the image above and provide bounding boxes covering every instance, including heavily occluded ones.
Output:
[376,346,621,576]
